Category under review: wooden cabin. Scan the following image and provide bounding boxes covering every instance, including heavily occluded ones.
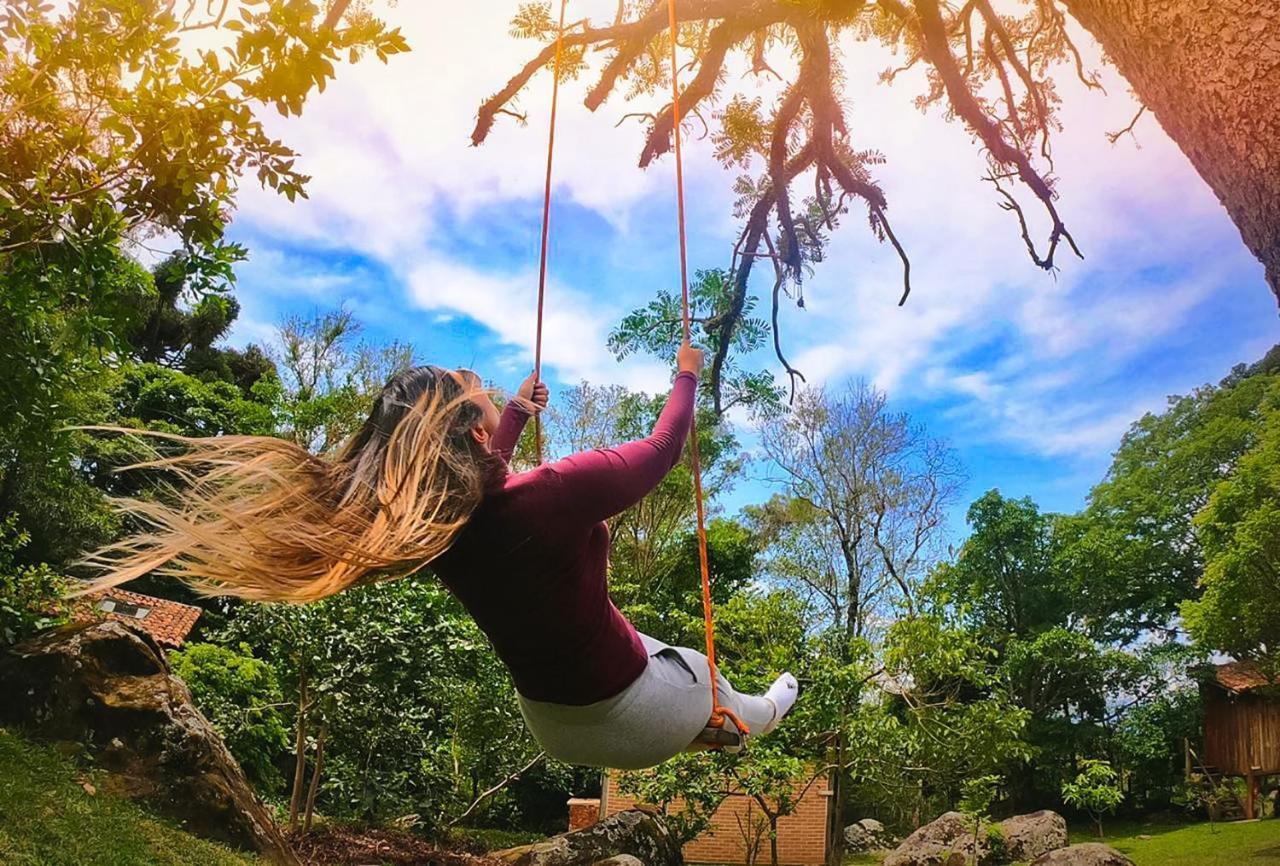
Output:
[1199,661,1280,820]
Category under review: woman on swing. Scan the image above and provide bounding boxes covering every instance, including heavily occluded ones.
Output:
[87,340,797,770]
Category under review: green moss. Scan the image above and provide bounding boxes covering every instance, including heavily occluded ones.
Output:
[0,728,262,865]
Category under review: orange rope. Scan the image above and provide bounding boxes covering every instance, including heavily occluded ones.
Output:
[528,0,745,745]
[665,0,748,740]
[533,0,569,465]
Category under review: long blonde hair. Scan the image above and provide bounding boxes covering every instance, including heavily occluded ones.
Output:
[78,366,490,603]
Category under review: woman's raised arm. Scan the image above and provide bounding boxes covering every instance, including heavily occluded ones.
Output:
[542,369,698,525]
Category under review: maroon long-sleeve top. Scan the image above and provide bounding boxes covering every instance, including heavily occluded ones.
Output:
[432,371,697,706]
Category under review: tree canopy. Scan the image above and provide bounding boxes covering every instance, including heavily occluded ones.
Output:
[476,1,1280,411]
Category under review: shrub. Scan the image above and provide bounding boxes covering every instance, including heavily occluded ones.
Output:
[0,514,67,648]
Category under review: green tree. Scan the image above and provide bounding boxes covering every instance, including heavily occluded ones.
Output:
[1182,408,1280,670]
[1061,759,1124,838]
[929,491,1068,640]
[0,252,152,566]
[1059,356,1280,641]
[0,0,406,493]
[616,752,731,845]
[843,614,1031,830]
[124,254,275,396]
[1113,686,1202,811]
[926,489,1186,810]
[0,0,405,583]
[729,743,810,866]
[223,580,542,830]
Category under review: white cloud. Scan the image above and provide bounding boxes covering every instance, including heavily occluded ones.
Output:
[404,257,670,392]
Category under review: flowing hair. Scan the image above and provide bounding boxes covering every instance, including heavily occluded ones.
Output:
[77,366,491,604]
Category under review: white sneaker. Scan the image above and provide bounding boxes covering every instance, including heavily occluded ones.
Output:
[762,673,799,734]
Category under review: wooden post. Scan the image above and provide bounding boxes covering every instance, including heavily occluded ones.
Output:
[1246,768,1256,820]
[1184,738,1193,780]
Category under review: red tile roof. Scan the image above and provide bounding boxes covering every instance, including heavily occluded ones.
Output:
[74,588,202,649]
[1213,661,1277,694]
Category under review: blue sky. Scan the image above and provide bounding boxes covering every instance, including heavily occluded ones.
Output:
[224,3,1277,541]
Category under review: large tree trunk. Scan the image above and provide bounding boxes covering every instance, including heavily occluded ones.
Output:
[1063,0,1280,302]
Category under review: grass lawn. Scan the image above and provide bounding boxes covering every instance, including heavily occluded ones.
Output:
[450,825,546,850]
[843,816,1280,865]
[0,727,262,866]
[1070,817,1280,865]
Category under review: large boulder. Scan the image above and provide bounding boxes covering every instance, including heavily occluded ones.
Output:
[494,809,682,866]
[999,810,1068,861]
[1030,843,1135,865]
[884,811,988,866]
[0,621,296,865]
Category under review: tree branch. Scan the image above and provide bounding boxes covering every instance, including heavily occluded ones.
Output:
[447,751,547,828]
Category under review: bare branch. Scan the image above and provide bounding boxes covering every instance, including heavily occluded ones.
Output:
[321,0,354,32]
[447,751,547,828]
[639,20,755,167]
[912,0,1080,271]
[764,232,806,402]
[1106,104,1147,145]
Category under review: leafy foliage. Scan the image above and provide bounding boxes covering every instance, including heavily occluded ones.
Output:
[1180,413,1280,669]
[617,753,731,845]
[0,514,67,648]
[844,614,1031,826]
[0,0,406,490]
[1059,361,1280,641]
[1062,759,1124,837]
[924,489,1199,811]
[221,579,540,828]
[609,269,783,416]
[170,642,291,792]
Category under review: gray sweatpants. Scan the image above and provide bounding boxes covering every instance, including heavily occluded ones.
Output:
[516,633,777,770]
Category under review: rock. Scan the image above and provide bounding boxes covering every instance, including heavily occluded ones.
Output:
[844,823,872,852]
[494,809,682,866]
[999,810,1068,861]
[0,621,296,865]
[884,811,988,866]
[1030,843,1135,866]
[844,817,895,853]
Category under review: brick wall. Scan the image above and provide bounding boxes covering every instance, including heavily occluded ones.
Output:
[601,772,831,866]
[568,798,601,832]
